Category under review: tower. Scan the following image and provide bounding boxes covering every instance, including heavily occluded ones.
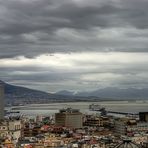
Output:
[0,81,4,120]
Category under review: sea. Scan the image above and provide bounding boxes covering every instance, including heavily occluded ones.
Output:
[9,100,148,118]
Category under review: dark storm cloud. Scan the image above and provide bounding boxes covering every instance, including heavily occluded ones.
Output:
[0,0,148,58]
[118,0,148,29]
[1,0,148,92]
[0,0,119,35]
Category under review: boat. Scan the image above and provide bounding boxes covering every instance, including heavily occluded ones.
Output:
[89,104,103,111]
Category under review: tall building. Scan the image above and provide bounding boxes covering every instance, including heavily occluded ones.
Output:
[0,81,4,120]
[139,112,148,122]
[55,108,83,128]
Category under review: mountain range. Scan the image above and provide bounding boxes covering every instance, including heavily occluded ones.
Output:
[55,87,148,100]
[78,87,148,99]
[1,80,148,105]
[2,81,98,105]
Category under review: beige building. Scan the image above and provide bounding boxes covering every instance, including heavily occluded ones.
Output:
[55,108,83,128]
[84,115,103,127]
[84,115,110,127]
[114,118,136,135]
[8,120,22,141]
[0,81,4,120]
[0,120,22,143]
[0,121,8,138]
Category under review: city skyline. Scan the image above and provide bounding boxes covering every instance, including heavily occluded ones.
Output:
[1,0,148,92]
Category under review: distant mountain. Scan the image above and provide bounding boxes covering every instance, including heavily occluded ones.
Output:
[55,90,75,96]
[2,80,148,106]
[4,81,61,105]
[75,87,148,99]
[2,81,100,106]
[56,87,148,100]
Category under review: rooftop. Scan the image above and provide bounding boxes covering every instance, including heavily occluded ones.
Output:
[59,108,80,113]
[115,139,141,148]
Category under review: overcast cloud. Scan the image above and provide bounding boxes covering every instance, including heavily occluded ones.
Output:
[0,0,148,92]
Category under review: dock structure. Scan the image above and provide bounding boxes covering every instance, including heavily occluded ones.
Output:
[89,104,138,116]
[107,111,138,116]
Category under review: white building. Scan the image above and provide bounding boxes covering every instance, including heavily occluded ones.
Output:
[8,120,22,142]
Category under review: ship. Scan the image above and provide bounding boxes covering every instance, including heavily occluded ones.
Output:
[89,104,103,111]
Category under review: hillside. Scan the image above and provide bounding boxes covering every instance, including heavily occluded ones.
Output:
[2,81,98,105]
[2,80,148,106]
[4,82,59,105]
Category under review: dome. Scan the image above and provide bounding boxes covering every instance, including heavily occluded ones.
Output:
[115,139,141,148]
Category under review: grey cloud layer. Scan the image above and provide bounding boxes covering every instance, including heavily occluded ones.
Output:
[1,0,148,91]
[0,0,148,58]
[1,52,148,92]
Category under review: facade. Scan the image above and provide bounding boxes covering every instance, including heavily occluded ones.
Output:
[8,120,22,142]
[0,120,22,145]
[127,122,148,135]
[139,112,148,122]
[22,125,41,137]
[114,118,137,135]
[83,115,104,127]
[0,81,4,120]
[0,121,8,138]
[115,117,148,136]
[55,108,83,128]
[114,118,128,135]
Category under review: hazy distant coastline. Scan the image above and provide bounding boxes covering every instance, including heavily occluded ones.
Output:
[3,80,148,106]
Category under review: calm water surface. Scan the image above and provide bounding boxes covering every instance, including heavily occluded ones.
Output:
[11,101,148,117]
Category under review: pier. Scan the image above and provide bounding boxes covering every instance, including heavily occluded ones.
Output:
[107,111,138,116]
[89,104,138,116]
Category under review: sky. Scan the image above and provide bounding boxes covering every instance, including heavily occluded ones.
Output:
[1,0,148,92]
